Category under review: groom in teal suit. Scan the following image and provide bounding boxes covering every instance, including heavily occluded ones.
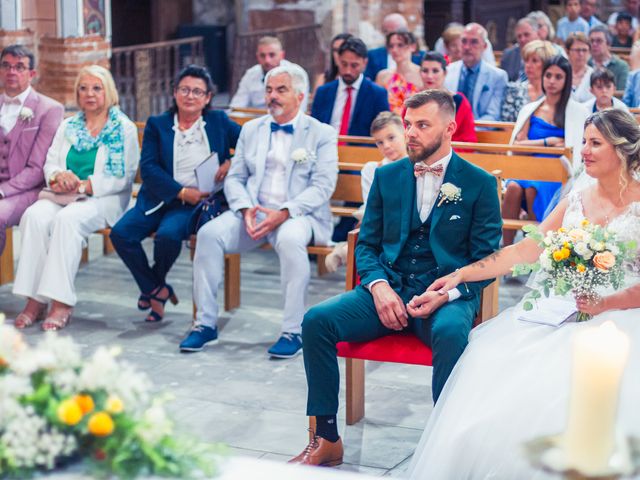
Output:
[290,90,502,467]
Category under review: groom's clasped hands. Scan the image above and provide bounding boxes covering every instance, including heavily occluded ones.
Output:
[406,271,464,318]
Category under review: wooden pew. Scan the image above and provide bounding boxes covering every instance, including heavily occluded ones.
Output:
[474,120,515,144]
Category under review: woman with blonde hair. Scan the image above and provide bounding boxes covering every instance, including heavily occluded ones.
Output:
[12,65,139,330]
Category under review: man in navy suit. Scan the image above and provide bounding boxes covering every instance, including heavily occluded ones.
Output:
[311,37,389,138]
[364,13,424,80]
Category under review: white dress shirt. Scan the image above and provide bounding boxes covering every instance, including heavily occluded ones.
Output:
[329,74,364,132]
[367,150,461,302]
[173,115,210,188]
[229,59,310,111]
[257,111,301,209]
[0,86,31,134]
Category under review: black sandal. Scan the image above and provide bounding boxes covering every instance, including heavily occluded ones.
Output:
[145,284,179,322]
[137,293,151,311]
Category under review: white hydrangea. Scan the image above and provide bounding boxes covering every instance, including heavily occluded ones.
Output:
[0,323,27,366]
[539,252,553,270]
[135,401,173,446]
[11,333,81,377]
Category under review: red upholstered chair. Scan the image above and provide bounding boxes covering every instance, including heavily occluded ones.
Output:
[335,228,499,425]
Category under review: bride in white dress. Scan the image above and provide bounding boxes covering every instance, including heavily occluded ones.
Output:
[406,108,640,479]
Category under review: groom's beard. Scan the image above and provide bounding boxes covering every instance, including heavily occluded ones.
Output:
[407,134,443,164]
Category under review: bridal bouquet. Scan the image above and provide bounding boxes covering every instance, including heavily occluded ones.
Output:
[513,220,637,321]
[0,316,217,479]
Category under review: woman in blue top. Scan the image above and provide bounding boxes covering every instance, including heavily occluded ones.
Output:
[504,55,589,246]
[110,65,241,323]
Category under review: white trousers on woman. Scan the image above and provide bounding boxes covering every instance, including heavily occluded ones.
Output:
[13,198,107,306]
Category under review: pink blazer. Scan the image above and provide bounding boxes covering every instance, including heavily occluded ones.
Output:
[0,89,64,198]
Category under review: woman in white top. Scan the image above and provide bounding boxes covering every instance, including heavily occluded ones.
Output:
[566,32,595,102]
[13,65,139,330]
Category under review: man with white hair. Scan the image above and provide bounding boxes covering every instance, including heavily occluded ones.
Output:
[182,65,338,358]
[364,13,424,80]
[444,23,508,120]
[500,17,540,82]
[230,36,310,111]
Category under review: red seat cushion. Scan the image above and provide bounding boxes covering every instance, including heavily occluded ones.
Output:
[337,333,433,366]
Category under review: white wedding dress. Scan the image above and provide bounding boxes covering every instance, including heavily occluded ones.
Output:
[408,191,640,480]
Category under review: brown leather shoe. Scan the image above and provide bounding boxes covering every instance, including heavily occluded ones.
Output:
[288,433,343,467]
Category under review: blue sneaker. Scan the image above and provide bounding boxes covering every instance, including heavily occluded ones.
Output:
[179,325,218,352]
[268,332,303,358]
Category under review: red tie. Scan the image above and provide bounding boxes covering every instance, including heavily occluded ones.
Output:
[339,86,353,136]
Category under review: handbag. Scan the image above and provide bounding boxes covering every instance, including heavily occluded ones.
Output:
[38,188,88,206]
[187,191,228,234]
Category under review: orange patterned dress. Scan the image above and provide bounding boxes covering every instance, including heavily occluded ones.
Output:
[386,72,419,115]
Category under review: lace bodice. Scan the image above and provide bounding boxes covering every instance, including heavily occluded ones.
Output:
[563,191,640,278]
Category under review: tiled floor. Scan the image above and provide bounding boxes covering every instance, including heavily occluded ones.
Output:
[0,232,527,477]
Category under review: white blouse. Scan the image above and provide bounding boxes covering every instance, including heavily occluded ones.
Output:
[172,115,210,188]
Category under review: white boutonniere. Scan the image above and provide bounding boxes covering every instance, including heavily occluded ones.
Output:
[437,182,462,207]
[18,106,34,123]
[291,148,316,164]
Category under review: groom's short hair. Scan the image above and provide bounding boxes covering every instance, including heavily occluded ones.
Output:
[404,90,455,120]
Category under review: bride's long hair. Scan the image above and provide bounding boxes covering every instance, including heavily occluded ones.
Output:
[584,109,640,194]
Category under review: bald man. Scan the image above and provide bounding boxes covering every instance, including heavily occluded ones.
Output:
[364,13,424,80]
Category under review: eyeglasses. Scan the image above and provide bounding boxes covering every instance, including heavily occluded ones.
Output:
[176,86,207,98]
[570,48,590,54]
[0,62,28,73]
[77,85,104,95]
[461,38,481,46]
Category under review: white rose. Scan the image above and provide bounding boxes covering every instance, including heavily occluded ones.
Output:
[291,148,308,163]
[589,239,605,251]
[18,107,34,122]
[568,228,587,243]
[440,182,461,198]
[574,241,593,259]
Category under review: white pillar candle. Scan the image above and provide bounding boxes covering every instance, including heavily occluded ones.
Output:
[564,321,630,475]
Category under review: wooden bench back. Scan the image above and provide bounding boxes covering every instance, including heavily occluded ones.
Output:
[474,120,515,144]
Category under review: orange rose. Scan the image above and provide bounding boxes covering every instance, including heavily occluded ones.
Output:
[593,251,615,271]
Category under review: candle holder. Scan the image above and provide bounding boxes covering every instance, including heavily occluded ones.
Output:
[523,434,640,480]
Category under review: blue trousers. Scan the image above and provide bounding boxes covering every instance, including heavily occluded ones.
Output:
[110,200,193,294]
[302,284,479,416]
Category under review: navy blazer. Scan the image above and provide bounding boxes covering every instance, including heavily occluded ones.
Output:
[311,77,390,137]
[365,46,425,80]
[136,110,241,213]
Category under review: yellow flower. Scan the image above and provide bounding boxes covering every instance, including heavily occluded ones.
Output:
[106,395,124,414]
[552,250,564,262]
[581,219,589,226]
[0,357,6,367]
[576,264,586,273]
[563,242,570,249]
[558,227,567,233]
[57,398,83,426]
[74,394,95,415]
[88,412,115,437]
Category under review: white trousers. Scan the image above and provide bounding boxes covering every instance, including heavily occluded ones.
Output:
[193,210,313,334]
[13,199,107,306]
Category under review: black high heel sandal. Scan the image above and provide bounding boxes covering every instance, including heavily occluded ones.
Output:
[145,284,179,322]
[137,293,151,311]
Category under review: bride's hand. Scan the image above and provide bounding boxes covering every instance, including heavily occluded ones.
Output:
[426,270,464,295]
[576,295,608,316]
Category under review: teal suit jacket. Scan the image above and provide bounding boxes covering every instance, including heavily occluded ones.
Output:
[355,153,502,300]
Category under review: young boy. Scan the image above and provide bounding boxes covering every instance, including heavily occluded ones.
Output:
[612,12,634,47]
[583,68,630,112]
[556,0,590,42]
[324,112,408,272]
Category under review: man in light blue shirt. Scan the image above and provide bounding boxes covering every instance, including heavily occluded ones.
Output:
[557,0,590,41]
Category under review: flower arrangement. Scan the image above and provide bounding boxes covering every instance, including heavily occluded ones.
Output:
[513,221,637,321]
[18,107,34,123]
[0,316,218,478]
[437,182,462,207]
[291,148,316,164]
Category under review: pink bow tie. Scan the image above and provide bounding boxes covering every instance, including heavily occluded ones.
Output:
[414,163,444,177]
[3,97,20,106]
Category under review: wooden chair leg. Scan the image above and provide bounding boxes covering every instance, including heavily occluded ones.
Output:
[345,357,365,425]
[103,234,115,256]
[0,227,14,285]
[81,247,89,264]
[316,254,329,276]
[224,253,240,311]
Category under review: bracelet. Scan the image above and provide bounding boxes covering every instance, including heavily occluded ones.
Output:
[543,138,548,147]
[179,188,186,205]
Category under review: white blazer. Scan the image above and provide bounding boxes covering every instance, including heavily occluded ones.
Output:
[43,115,140,226]
[510,97,589,173]
[224,112,338,246]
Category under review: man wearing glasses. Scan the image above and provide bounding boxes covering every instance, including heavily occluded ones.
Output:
[0,44,63,258]
[444,23,508,121]
[588,25,629,90]
[230,36,309,112]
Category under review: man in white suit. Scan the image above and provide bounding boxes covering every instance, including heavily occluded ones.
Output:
[181,65,338,357]
[444,23,508,121]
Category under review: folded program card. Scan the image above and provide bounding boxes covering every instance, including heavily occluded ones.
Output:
[195,152,221,194]
[517,297,577,327]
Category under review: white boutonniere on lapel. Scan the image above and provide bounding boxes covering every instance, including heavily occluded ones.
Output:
[291,148,316,164]
[437,182,462,207]
[18,106,34,123]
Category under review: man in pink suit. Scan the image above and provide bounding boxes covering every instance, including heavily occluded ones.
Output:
[0,44,64,254]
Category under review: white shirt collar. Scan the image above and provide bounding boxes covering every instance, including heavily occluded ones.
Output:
[417,149,453,172]
[338,74,364,92]
[4,85,31,105]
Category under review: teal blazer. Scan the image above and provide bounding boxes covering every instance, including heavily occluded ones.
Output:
[356,153,502,300]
